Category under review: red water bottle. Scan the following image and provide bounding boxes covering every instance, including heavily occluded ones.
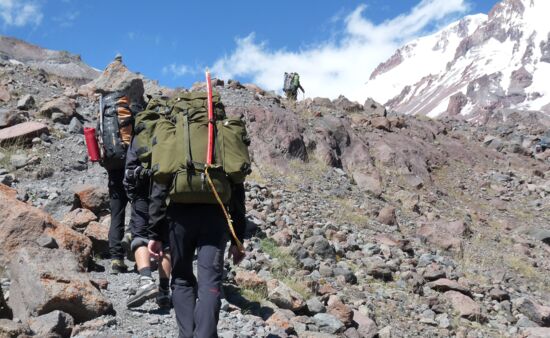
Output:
[84,127,101,162]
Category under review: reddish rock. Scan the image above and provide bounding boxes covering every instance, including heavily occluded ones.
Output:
[0,121,48,145]
[73,185,109,214]
[377,206,397,226]
[371,117,391,131]
[352,169,383,196]
[444,291,482,321]
[265,308,294,332]
[327,297,353,327]
[0,86,10,102]
[83,221,109,255]
[417,220,469,252]
[272,229,292,246]
[91,279,109,290]
[0,183,92,269]
[428,278,471,296]
[445,92,468,116]
[318,284,337,297]
[62,208,98,229]
[352,310,378,338]
[8,247,113,323]
[234,270,267,289]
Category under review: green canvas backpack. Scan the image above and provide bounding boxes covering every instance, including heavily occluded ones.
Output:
[142,91,251,204]
[134,97,171,168]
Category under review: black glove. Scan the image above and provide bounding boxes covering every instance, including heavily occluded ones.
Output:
[124,166,143,201]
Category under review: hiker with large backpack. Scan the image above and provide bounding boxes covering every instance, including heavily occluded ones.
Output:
[146,72,250,337]
[95,55,145,274]
[283,71,305,101]
[123,135,172,309]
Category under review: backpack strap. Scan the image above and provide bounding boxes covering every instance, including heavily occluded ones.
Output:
[183,111,194,171]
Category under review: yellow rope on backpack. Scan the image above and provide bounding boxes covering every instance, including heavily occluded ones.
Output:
[204,166,245,253]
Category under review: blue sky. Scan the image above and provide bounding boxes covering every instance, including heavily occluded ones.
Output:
[0,0,498,100]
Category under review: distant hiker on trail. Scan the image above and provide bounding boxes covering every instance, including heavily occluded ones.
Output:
[283,72,305,101]
[124,135,172,310]
[146,72,252,337]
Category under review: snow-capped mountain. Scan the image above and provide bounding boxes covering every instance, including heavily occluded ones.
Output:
[365,0,550,120]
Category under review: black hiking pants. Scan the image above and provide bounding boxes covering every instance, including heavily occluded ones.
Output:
[168,204,227,338]
[107,169,129,260]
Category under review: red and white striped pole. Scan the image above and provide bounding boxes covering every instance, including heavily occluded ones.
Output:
[206,70,214,165]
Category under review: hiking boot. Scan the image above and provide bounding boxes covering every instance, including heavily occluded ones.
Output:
[126,276,158,308]
[110,259,128,274]
[156,287,171,310]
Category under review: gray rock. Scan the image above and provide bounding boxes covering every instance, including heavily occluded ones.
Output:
[0,319,31,338]
[267,281,306,312]
[514,297,550,326]
[29,310,74,337]
[36,235,58,249]
[17,94,35,110]
[313,238,335,258]
[333,267,357,284]
[306,297,326,314]
[68,117,83,134]
[9,154,28,169]
[313,313,345,334]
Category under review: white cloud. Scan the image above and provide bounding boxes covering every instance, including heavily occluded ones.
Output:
[162,63,193,78]
[53,10,79,28]
[0,0,42,27]
[212,0,470,102]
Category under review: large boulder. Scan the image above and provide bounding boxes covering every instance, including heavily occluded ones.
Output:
[417,220,469,252]
[73,185,109,215]
[79,56,144,105]
[8,247,114,323]
[0,184,92,269]
[38,96,77,124]
[236,106,307,167]
[0,109,28,128]
[0,121,48,145]
[28,310,74,337]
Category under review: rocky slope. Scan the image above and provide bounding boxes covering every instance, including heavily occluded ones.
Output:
[0,35,549,338]
[365,0,550,120]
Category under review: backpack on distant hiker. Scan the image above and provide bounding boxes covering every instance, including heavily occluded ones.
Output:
[134,91,252,204]
[283,72,294,92]
[97,92,135,170]
[291,73,300,90]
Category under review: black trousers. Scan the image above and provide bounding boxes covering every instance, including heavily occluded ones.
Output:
[107,169,129,260]
[168,204,228,338]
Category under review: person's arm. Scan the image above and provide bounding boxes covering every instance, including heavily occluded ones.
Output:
[148,179,170,241]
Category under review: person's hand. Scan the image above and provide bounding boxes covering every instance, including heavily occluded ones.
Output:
[148,240,164,259]
[228,244,245,265]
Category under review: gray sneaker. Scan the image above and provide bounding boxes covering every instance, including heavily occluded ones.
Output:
[126,276,158,308]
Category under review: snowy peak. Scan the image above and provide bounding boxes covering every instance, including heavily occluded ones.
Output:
[365,0,550,120]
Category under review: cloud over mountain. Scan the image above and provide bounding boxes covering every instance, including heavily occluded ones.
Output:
[212,0,470,102]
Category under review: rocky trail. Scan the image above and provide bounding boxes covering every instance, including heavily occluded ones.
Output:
[0,35,550,338]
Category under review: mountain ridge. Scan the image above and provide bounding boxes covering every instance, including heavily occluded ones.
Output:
[365,0,550,120]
